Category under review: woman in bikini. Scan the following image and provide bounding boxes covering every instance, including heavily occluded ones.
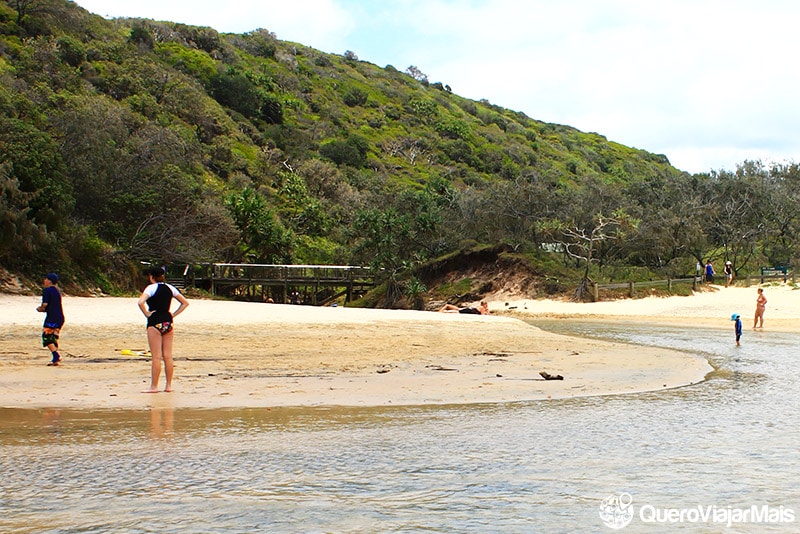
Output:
[754,288,767,329]
[137,267,189,393]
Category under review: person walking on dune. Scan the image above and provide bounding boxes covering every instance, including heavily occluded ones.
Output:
[724,261,734,287]
[137,267,189,393]
[754,288,767,329]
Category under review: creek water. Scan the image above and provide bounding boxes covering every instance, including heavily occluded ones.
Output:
[1,322,798,533]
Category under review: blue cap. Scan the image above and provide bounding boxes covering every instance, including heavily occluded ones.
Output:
[731,313,740,320]
[46,273,59,283]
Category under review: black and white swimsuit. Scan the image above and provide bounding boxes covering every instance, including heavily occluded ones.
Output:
[143,282,180,332]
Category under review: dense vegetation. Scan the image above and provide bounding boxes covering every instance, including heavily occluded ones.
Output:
[2,0,800,300]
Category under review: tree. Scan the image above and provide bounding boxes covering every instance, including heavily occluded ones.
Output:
[405,65,428,83]
[542,211,638,300]
[9,0,43,25]
[761,163,800,266]
[238,29,278,58]
[404,276,427,310]
[54,96,202,250]
[129,25,155,50]
[343,87,368,107]
[210,70,262,117]
[708,180,765,273]
[622,172,712,271]
[0,117,72,231]
[349,186,445,307]
[297,158,342,199]
[259,94,283,124]
[274,170,328,236]
[129,199,239,263]
[457,174,559,250]
[350,207,412,307]
[226,188,293,263]
[0,163,46,266]
[319,135,369,168]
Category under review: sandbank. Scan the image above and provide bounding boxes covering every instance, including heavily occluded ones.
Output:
[497,283,800,332]
[2,282,791,410]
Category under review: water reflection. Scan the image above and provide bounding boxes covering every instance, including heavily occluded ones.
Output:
[149,407,174,438]
[1,323,799,532]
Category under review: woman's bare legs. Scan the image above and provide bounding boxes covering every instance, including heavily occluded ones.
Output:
[143,327,162,392]
[143,326,176,393]
[161,330,174,392]
[754,310,765,329]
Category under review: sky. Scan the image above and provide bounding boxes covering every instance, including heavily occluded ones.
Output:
[72,0,800,174]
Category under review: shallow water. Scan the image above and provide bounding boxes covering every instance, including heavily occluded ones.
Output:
[1,323,798,533]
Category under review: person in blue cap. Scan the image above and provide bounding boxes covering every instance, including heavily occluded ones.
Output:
[37,273,65,365]
[731,313,742,346]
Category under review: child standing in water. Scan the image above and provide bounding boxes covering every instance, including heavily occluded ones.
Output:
[731,313,742,346]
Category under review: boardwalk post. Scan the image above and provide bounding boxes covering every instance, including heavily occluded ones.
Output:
[284,265,289,303]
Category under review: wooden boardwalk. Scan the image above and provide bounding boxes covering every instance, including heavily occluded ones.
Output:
[170,263,376,305]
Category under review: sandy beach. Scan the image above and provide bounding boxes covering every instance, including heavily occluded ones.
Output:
[1,283,795,410]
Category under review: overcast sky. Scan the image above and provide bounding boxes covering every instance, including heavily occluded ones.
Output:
[73,0,800,174]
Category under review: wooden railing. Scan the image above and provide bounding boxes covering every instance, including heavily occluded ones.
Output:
[591,271,795,301]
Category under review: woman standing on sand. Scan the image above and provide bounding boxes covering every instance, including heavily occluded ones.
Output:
[137,267,189,393]
[754,288,767,329]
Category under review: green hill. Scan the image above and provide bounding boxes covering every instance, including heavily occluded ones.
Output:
[2,0,798,301]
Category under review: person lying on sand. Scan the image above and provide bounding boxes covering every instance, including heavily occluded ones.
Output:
[439,300,489,315]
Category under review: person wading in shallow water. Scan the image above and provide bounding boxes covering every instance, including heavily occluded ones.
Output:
[732,313,743,346]
[137,267,189,393]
